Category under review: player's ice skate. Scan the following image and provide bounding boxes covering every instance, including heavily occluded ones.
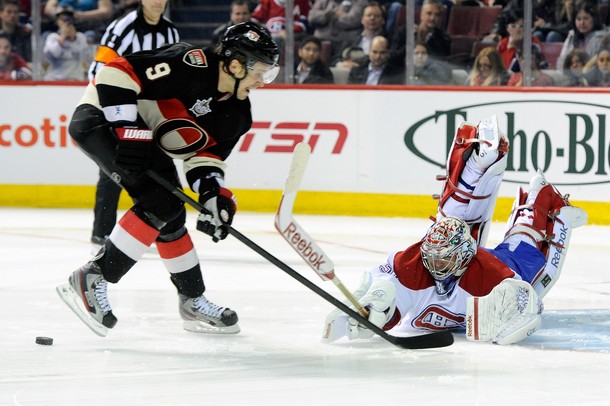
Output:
[179,294,240,334]
[56,262,117,337]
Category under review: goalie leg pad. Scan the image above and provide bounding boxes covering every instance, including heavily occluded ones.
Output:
[504,171,588,298]
[436,116,508,245]
[466,279,542,345]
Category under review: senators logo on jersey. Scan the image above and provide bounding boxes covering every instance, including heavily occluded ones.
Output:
[155,118,209,159]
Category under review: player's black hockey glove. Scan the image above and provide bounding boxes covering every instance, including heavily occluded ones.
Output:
[196,173,237,242]
[112,127,154,175]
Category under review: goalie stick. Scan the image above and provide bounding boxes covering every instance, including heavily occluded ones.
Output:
[274,143,368,317]
[145,169,454,350]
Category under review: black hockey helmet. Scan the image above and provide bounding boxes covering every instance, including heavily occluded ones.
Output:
[220,22,280,83]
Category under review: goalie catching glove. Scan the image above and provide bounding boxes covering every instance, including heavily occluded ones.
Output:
[466,279,543,345]
[322,272,397,343]
[195,172,237,242]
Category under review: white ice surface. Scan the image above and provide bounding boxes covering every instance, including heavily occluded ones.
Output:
[1,208,609,406]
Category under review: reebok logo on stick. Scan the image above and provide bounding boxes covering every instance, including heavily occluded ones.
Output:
[280,221,329,276]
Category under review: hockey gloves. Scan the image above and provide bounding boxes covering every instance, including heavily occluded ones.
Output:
[196,173,237,242]
[112,127,154,175]
[322,272,397,343]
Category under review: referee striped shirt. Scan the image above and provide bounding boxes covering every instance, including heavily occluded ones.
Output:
[88,7,180,80]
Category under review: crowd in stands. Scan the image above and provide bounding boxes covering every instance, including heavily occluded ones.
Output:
[229,0,610,86]
[3,0,610,87]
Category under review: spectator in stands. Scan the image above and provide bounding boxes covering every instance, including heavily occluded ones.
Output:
[43,6,91,81]
[44,0,114,43]
[16,0,30,21]
[541,0,588,44]
[583,47,610,86]
[0,32,31,80]
[0,0,31,61]
[251,0,310,48]
[561,48,589,86]
[485,0,524,43]
[532,0,564,43]
[86,0,179,251]
[412,41,452,85]
[294,35,334,84]
[497,11,542,72]
[507,43,553,86]
[348,35,403,84]
[378,0,407,35]
[390,0,451,66]
[309,0,368,57]
[555,2,607,72]
[335,2,387,69]
[485,0,561,43]
[467,46,509,86]
[212,0,252,45]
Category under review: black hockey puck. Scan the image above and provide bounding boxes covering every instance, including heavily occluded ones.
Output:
[35,336,53,346]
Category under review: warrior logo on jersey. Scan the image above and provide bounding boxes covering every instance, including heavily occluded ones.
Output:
[189,98,212,117]
[183,49,208,67]
[245,30,260,42]
[412,305,465,330]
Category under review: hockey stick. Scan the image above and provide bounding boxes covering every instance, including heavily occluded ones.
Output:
[145,169,454,350]
[274,143,368,317]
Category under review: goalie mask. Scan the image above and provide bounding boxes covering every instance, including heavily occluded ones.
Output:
[421,217,476,294]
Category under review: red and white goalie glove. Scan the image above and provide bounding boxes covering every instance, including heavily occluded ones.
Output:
[466,279,543,345]
[321,272,397,343]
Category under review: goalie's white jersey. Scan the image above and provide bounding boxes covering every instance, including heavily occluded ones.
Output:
[371,241,519,333]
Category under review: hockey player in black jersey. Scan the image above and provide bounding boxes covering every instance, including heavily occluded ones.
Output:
[57,22,280,336]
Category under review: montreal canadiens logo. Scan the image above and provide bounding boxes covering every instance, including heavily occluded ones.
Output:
[183,49,208,67]
[155,118,209,159]
[412,305,464,330]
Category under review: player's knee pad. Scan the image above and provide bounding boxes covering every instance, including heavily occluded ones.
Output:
[435,115,509,245]
[504,171,588,298]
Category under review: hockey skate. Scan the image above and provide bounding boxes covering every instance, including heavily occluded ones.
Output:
[56,262,117,337]
[179,294,240,334]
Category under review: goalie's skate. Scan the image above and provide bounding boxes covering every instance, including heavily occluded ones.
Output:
[56,262,117,337]
[179,294,240,334]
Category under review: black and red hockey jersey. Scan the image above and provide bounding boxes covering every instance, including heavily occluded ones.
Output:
[79,42,252,184]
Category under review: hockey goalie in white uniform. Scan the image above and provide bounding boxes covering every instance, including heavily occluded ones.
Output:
[323,115,587,345]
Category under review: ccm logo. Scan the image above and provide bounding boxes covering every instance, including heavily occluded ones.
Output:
[239,122,348,153]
